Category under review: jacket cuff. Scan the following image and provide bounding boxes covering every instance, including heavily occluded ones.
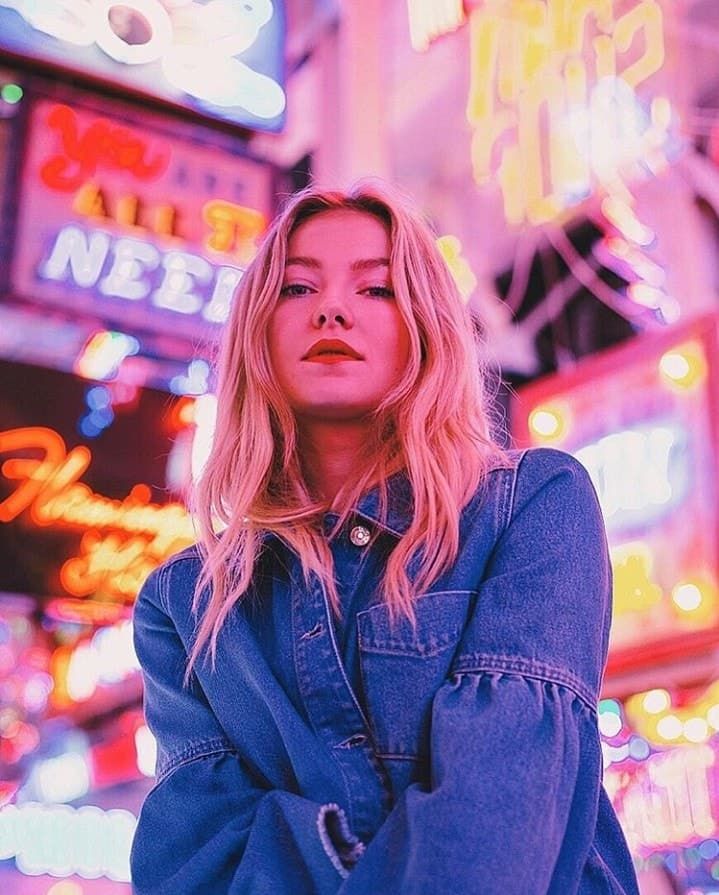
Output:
[317,803,366,879]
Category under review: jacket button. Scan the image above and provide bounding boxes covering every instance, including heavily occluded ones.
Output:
[349,525,370,547]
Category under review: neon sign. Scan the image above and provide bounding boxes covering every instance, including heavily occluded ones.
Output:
[610,745,719,854]
[0,0,286,131]
[0,427,194,602]
[203,200,267,263]
[11,96,274,340]
[436,234,477,303]
[54,619,140,705]
[466,0,669,224]
[513,315,719,671]
[40,224,244,323]
[40,103,169,191]
[574,423,688,530]
[0,801,135,881]
[71,181,181,237]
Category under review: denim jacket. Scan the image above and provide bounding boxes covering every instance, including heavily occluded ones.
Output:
[130,447,640,895]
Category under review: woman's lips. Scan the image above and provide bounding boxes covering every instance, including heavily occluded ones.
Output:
[303,339,363,361]
[304,354,361,364]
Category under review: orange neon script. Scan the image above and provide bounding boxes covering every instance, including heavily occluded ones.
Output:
[0,426,193,545]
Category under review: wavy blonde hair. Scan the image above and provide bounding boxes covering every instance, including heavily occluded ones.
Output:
[188,180,510,672]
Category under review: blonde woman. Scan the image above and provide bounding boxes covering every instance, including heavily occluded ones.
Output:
[130,182,639,894]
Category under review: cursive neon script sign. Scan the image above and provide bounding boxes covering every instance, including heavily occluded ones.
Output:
[0,427,194,601]
[466,0,668,225]
[40,104,170,193]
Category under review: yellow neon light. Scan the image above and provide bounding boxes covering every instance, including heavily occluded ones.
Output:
[466,0,667,225]
[527,404,569,443]
[72,182,181,238]
[670,577,719,625]
[659,341,708,392]
[613,0,664,89]
[436,235,477,302]
[202,200,266,263]
[627,673,719,747]
[651,95,672,130]
[60,530,161,599]
[610,541,662,617]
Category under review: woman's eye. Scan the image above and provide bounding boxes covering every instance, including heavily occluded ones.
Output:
[279,283,313,297]
[363,285,395,298]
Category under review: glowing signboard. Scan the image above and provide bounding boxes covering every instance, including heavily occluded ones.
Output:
[0,801,135,881]
[512,315,719,675]
[0,0,286,132]
[465,0,671,225]
[0,359,196,605]
[10,93,274,341]
[574,423,689,529]
[606,744,719,856]
[0,426,193,602]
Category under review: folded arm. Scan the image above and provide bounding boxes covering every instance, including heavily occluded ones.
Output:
[130,567,356,895]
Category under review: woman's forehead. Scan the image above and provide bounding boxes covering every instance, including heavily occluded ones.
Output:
[286,209,391,259]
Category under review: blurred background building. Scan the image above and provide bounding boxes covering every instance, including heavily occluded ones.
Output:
[0,1,718,892]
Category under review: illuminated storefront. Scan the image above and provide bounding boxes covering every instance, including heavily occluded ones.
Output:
[0,5,291,888]
[513,314,719,891]
[0,360,209,891]
[513,313,719,671]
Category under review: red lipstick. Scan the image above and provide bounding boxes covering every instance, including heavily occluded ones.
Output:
[303,339,363,363]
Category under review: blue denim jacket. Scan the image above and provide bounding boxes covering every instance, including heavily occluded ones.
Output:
[130,447,640,894]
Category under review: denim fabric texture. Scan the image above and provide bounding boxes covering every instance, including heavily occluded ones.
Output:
[130,447,640,895]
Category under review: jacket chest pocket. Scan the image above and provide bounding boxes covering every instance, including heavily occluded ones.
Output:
[357,590,475,760]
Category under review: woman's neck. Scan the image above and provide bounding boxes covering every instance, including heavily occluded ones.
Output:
[298,419,373,506]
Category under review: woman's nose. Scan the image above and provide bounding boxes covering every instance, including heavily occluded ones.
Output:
[311,297,353,328]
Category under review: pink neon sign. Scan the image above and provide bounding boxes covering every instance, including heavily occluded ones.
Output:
[10,93,275,342]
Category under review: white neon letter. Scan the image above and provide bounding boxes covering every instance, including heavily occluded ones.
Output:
[39,225,111,288]
[99,238,159,300]
[202,266,244,323]
[6,0,96,45]
[153,252,212,315]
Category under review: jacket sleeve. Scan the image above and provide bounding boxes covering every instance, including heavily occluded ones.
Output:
[130,565,358,895]
[337,450,638,895]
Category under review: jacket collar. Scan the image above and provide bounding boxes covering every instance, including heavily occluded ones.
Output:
[351,472,413,538]
[259,474,414,548]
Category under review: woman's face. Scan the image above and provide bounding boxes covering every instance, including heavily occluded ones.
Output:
[268,209,411,422]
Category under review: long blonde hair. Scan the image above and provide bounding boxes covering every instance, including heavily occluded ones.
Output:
[189,180,510,672]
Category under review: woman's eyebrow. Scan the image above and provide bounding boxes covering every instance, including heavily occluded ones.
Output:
[350,257,390,272]
[285,256,321,268]
[284,257,390,271]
